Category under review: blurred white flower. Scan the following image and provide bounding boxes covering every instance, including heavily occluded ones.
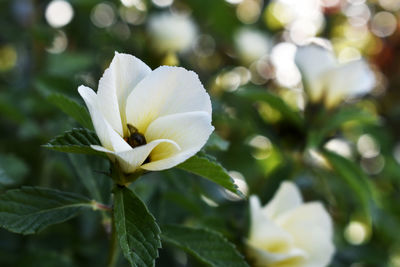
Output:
[247,182,335,267]
[295,45,375,108]
[234,28,271,65]
[79,52,213,175]
[148,12,197,53]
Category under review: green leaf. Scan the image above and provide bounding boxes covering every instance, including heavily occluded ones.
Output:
[236,87,304,128]
[323,150,373,218]
[43,128,105,156]
[0,187,92,234]
[113,186,161,267]
[308,107,377,148]
[162,225,249,267]
[47,93,93,129]
[68,154,110,203]
[177,154,244,198]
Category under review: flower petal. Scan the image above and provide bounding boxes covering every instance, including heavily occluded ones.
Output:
[324,59,375,108]
[140,111,214,171]
[97,52,151,136]
[125,66,212,133]
[115,139,180,173]
[92,139,180,174]
[278,203,335,267]
[265,182,303,220]
[247,244,306,267]
[248,196,298,262]
[78,86,131,152]
[295,45,337,102]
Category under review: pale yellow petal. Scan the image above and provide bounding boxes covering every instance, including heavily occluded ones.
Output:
[140,111,213,171]
[248,196,294,256]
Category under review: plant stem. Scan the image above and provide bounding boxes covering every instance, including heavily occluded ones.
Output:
[107,209,119,267]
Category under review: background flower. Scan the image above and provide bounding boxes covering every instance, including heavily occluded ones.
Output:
[295,45,376,107]
[247,182,335,267]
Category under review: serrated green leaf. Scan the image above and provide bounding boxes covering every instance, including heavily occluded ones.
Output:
[236,87,304,129]
[113,186,161,267]
[0,187,92,234]
[47,93,93,129]
[177,154,244,198]
[162,225,249,267]
[43,128,105,156]
[323,150,373,218]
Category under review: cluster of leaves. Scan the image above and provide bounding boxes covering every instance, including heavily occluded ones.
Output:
[0,87,249,266]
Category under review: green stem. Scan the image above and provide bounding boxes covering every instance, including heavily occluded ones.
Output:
[107,208,119,267]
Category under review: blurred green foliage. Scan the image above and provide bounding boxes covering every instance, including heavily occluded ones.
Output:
[1,0,400,266]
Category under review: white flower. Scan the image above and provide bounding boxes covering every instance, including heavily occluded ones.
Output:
[295,45,375,108]
[148,12,197,53]
[234,28,271,65]
[247,182,335,267]
[78,52,214,175]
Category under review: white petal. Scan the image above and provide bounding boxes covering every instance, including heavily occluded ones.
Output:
[265,182,303,220]
[78,86,131,152]
[115,139,180,173]
[140,111,214,171]
[247,244,306,267]
[295,45,337,101]
[278,203,335,267]
[324,59,375,107]
[248,196,294,256]
[125,66,212,133]
[97,52,151,136]
[92,140,180,174]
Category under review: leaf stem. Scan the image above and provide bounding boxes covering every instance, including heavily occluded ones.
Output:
[91,200,112,212]
[107,210,119,267]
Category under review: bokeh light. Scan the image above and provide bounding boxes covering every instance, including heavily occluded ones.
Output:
[45,0,74,28]
[234,28,271,65]
[271,42,301,88]
[249,135,273,160]
[91,2,116,28]
[0,45,17,72]
[148,12,197,53]
[371,11,398,37]
[357,134,380,158]
[46,30,68,54]
[344,221,370,245]
[236,0,262,24]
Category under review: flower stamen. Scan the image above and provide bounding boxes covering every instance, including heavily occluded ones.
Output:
[125,124,147,147]
[125,124,150,164]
